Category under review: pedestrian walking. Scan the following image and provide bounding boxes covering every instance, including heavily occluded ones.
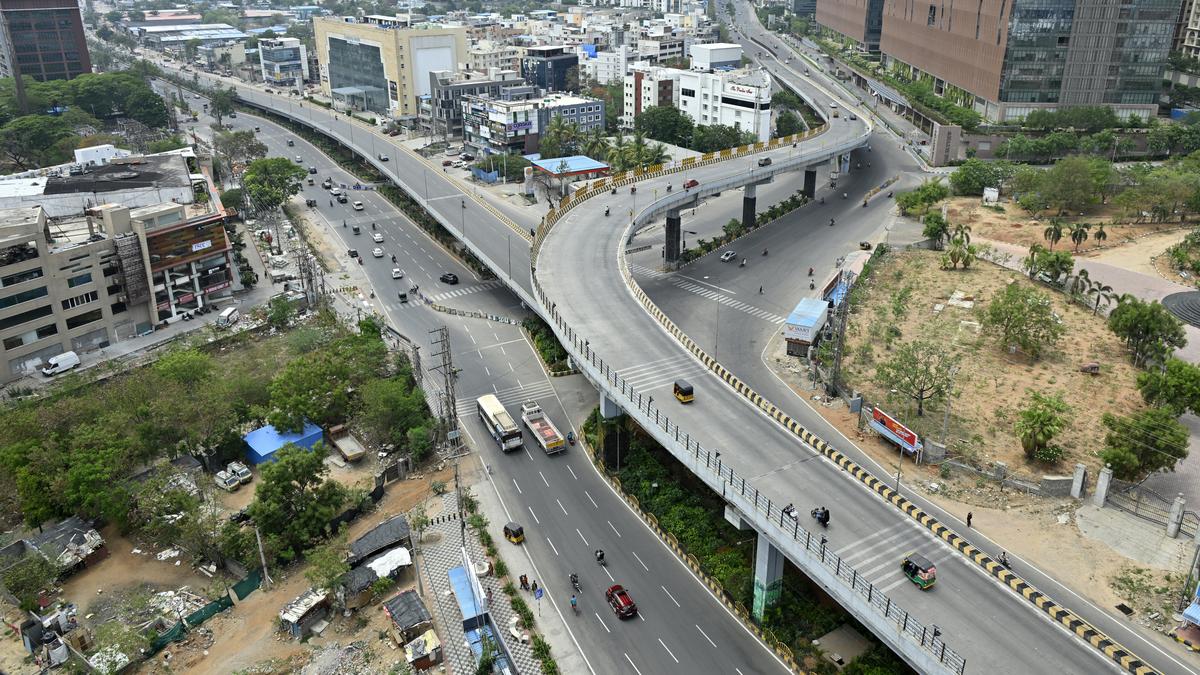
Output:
[758,286,763,294]
[531,580,538,593]
[966,511,973,528]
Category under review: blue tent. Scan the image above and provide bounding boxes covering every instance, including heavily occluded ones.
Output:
[243,422,323,465]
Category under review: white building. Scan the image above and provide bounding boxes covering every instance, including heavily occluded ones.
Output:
[579,45,638,85]
[690,43,743,71]
[258,37,309,88]
[622,61,772,141]
[466,40,523,72]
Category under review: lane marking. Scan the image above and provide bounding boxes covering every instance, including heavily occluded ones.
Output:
[547,538,559,556]
[512,478,522,495]
[557,499,569,515]
[585,490,599,508]
[528,506,541,525]
[539,471,549,487]
[662,586,680,607]
[608,521,622,537]
[576,528,590,547]
[659,639,680,664]
[696,624,717,648]
[567,466,578,480]
[632,551,650,572]
[596,613,611,633]
[624,653,644,675]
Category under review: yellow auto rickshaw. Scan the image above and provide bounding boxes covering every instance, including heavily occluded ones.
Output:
[503,522,525,544]
[673,379,694,404]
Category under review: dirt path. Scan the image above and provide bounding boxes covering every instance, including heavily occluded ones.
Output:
[1087,228,1192,281]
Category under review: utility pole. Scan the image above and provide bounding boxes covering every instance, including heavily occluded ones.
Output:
[254,525,273,588]
[430,326,465,458]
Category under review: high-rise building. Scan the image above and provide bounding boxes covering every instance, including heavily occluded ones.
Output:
[313,16,468,120]
[871,0,1176,120]
[520,45,579,91]
[421,68,526,139]
[0,0,91,82]
[1178,0,1200,58]
[815,0,885,53]
[623,56,773,142]
[258,37,308,89]
[461,90,605,156]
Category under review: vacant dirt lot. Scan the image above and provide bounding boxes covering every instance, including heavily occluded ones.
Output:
[944,197,1188,255]
[836,248,1144,476]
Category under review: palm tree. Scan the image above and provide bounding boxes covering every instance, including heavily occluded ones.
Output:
[1025,243,1045,278]
[951,223,972,245]
[1087,279,1116,315]
[606,135,630,171]
[1068,268,1091,300]
[581,127,610,161]
[1094,223,1108,245]
[639,141,669,167]
[1043,219,1064,249]
[1069,223,1091,252]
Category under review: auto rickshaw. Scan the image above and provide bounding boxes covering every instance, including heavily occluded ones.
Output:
[305,198,317,207]
[503,522,525,544]
[901,552,937,590]
[673,379,694,404]
[307,177,314,186]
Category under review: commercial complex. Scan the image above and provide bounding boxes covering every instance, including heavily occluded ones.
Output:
[313,16,468,120]
[258,37,309,89]
[817,0,1175,120]
[0,0,91,82]
[421,68,526,139]
[520,45,579,91]
[0,154,235,383]
[461,91,605,156]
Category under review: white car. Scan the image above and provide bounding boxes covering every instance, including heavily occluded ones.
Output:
[719,251,737,262]
[372,247,384,258]
[391,268,404,279]
[372,232,384,243]
[353,201,364,211]
[294,155,303,162]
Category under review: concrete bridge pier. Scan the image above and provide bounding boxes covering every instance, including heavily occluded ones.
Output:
[597,394,631,470]
[802,166,818,200]
[664,207,682,267]
[752,532,784,621]
[742,183,758,230]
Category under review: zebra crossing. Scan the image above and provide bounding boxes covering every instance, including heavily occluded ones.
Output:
[614,353,710,393]
[629,263,668,280]
[426,280,503,302]
[454,378,558,418]
[819,520,949,594]
[672,280,786,323]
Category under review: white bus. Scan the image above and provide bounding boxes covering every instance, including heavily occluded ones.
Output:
[477,394,523,451]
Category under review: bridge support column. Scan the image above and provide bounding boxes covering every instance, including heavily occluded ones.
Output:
[664,208,682,267]
[600,391,622,419]
[751,533,784,621]
[595,412,631,471]
[802,168,817,200]
[742,183,758,230]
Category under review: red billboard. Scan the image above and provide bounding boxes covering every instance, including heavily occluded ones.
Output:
[872,407,919,451]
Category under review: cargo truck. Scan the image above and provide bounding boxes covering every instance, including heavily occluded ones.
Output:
[520,401,565,454]
[329,424,367,462]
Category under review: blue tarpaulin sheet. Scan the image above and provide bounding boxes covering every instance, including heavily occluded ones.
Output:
[243,422,323,465]
[448,566,486,630]
[1184,600,1200,625]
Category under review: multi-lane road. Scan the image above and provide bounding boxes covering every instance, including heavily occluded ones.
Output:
[147,32,1200,673]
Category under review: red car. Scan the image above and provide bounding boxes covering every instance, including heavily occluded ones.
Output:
[605,584,638,619]
[683,179,700,189]
[442,159,453,166]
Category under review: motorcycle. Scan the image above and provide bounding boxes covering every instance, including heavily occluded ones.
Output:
[887,191,893,198]
[740,259,746,267]
[808,267,814,276]
[810,507,830,528]
[604,207,610,217]
[762,249,768,256]
[595,550,607,567]
[809,280,815,290]
[567,431,576,446]
[570,574,582,593]
[630,186,636,194]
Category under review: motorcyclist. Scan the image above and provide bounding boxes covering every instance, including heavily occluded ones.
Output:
[569,572,579,587]
[391,254,397,263]
[595,549,605,564]
[808,267,814,276]
[843,192,848,199]
[999,551,1010,568]
[782,503,796,519]
[604,206,610,216]
[329,200,333,207]
[830,218,835,226]
[762,249,768,256]
[740,258,746,267]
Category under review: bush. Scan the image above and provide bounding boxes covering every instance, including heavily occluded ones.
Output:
[523,316,569,371]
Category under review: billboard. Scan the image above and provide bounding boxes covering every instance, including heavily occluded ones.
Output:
[871,407,919,454]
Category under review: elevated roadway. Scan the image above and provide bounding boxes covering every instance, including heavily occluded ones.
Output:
[163,60,1172,675]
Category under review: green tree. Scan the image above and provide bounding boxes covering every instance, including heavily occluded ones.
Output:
[248,444,348,563]
[949,158,1013,196]
[242,157,306,214]
[0,115,74,169]
[2,555,58,610]
[1086,279,1116,315]
[208,87,236,126]
[537,116,581,159]
[1107,297,1187,368]
[269,351,354,432]
[1101,408,1189,479]
[1014,391,1071,463]
[214,129,267,178]
[1137,358,1200,415]
[982,282,1064,359]
[406,425,433,463]
[580,126,610,159]
[1068,223,1090,252]
[147,136,187,153]
[691,124,756,153]
[304,529,350,591]
[634,105,694,148]
[921,212,950,249]
[1042,156,1101,214]
[872,340,959,416]
[124,88,169,128]
[774,110,803,137]
[153,348,213,388]
[267,295,297,329]
[359,377,429,447]
[1043,219,1064,249]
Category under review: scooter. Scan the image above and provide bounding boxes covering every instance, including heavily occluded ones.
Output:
[567,431,576,446]
[762,249,768,256]
[740,259,746,267]
[808,267,813,276]
[631,186,636,194]
[809,280,815,290]
[810,507,830,528]
[604,207,610,217]
[570,574,582,593]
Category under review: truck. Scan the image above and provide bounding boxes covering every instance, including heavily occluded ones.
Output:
[329,424,367,462]
[520,401,565,454]
[783,298,829,357]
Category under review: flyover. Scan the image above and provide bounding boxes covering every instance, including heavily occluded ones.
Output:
[171,64,1167,674]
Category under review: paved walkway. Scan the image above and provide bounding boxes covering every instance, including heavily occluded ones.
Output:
[1076,505,1197,572]
[416,492,538,675]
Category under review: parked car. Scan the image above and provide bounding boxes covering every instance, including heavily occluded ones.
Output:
[719,251,737,262]
[442,159,453,167]
[215,470,240,492]
[605,585,638,618]
[227,461,252,484]
[372,232,384,243]
[41,351,81,376]
[439,273,459,284]
[353,201,364,211]
[348,248,359,258]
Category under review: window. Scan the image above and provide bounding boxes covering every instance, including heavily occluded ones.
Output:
[0,304,53,331]
[681,88,696,97]
[67,272,92,288]
[66,309,103,330]
[3,322,57,350]
[61,290,98,310]
[927,5,937,26]
[0,286,48,310]
[1,267,43,288]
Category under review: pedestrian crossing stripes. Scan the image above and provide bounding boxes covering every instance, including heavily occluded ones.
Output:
[615,354,708,392]
[672,280,786,323]
[426,280,503,302]
[629,263,668,279]
[454,379,557,418]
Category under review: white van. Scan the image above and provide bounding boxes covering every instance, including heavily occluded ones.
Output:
[41,351,80,376]
[216,307,239,327]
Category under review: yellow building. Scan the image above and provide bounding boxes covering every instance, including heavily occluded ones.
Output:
[312,16,467,120]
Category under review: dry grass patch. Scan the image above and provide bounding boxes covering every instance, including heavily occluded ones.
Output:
[841,249,1143,475]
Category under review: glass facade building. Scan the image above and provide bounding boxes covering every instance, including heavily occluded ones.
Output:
[326,37,390,115]
[0,0,91,82]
